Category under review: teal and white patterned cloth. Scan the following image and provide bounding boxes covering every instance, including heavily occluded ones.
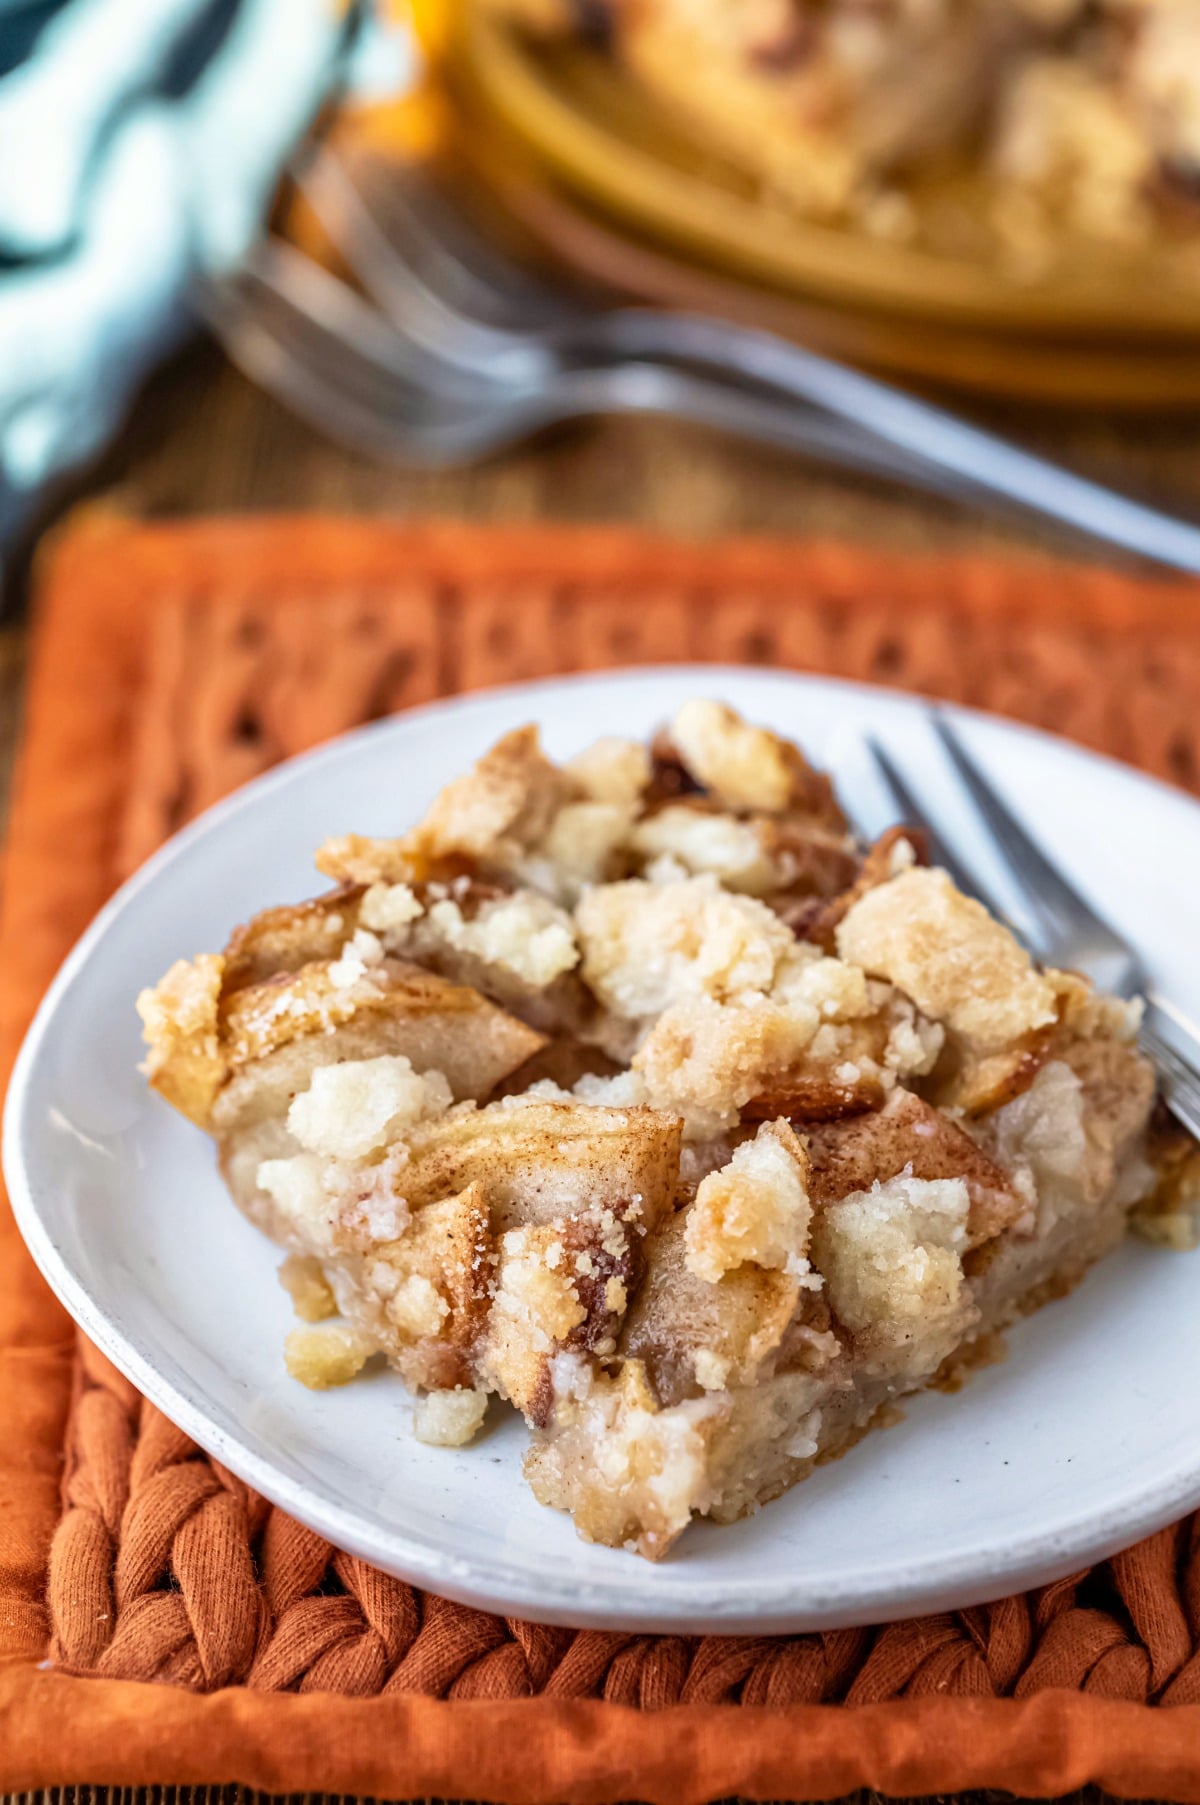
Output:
[0,0,349,550]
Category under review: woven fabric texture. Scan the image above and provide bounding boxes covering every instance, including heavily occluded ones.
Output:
[5,514,1200,1800]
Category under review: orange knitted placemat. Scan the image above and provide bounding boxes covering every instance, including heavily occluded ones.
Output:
[5,513,1200,1803]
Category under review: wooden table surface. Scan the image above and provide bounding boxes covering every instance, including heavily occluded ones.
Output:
[2,329,1198,1805]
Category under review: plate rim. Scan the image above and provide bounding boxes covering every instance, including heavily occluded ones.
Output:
[444,1,1200,342]
[7,662,1200,1633]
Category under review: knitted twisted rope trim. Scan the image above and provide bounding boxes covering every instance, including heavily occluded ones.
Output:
[48,1343,1200,1700]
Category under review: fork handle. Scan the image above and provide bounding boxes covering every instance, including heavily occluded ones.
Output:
[554,363,990,500]
[594,311,1200,576]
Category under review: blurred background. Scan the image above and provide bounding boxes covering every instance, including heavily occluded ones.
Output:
[2,0,1200,751]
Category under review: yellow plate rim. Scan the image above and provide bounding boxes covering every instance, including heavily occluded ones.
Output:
[445,1,1200,342]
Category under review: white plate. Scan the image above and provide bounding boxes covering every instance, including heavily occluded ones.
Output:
[6,666,1200,1634]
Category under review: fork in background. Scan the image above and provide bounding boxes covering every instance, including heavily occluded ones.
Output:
[291,145,1200,575]
[200,151,964,490]
[200,144,1200,574]
[865,717,1200,1141]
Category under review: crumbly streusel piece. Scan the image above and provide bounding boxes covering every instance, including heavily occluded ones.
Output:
[812,1172,975,1380]
[137,953,226,1125]
[414,1387,491,1447]
[576,875,795,1021]
[686,1119,814,1282]
[992,58,1153,250]
[633,804,784,895]
[288,1055,453,1162]
[633,992,820,1137]
[669,698,841,820]
[633,979,941,1138]
[411,887,580,989]
[837,866,1058,1053]
[284,1322,375,1390]
[565,735,651,805]
[316,726,575,885]
[278,1253,337,1322]
[482,1207,643,1423]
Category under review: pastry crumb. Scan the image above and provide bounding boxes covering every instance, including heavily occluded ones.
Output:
[414,1387,490,1446]
[284,1323,374,1389]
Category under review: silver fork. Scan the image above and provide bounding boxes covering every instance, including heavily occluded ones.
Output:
[286,144,1200,577]
[197,237,971,488]
[865,717,1200,1140]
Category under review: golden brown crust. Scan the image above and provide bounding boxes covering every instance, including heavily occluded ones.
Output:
[384,1099,683,1237]
[807,1088,1027,1245]
[837,866,1059,1055]
[668,699,846,826]
[314,835,429,887]
[223,887,365,992]
[137,954,227,1126]
[221,959,543,1111]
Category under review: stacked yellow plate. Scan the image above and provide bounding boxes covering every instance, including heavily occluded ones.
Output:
[416,0,1200,405]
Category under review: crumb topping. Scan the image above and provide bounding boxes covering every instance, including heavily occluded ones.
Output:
[687,1118,815,1282]
[670,699,804,813]
[632,805,781,894]
[360,881,425,935]
[534,800,637,893]
[837,866,1058,1052]
[414,1387,490,1447]
[136,953,226,1125]
[813,1172,975,1376]
[424,890,580,988]
[577,875,794,1019]
[278,1253,337,1322]
[143,694,1167,1563]
[284,1322,374,1390]
[413,725,574,864]
[566,735,651,805]
[288,1055,453,1161]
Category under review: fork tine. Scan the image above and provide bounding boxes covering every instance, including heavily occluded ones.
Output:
[298,146,549,375]
[199,270,508,467]
[235,238,488,398]
[1140,1019,1200,1141]
[932,714,1122,949]
[296,148,488,343]
[864,737,1008,912]
[351,153,569,323]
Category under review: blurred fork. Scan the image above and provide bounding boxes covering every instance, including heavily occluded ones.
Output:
[198,235,971,486]
[287,144,1200,576]
[866,718,1200,1139]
